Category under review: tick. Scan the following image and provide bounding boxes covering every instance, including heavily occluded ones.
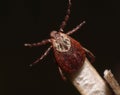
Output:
[24,0,95,79]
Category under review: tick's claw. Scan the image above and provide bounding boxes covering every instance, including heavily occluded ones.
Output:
[24,43,29,46]
[29,64,33,67]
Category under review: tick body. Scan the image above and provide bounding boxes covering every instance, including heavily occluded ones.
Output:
[50,31,86,74]
[25,0,95,78]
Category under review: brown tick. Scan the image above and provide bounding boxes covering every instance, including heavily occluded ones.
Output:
[24,0,95,80]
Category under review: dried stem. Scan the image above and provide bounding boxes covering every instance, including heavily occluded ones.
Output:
[69,58,112,95]
[104,70,120,95]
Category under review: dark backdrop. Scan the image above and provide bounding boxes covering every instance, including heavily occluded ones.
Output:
[1,0,120,95]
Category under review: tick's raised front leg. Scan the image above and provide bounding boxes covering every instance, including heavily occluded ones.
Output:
[67,21,86,35]
[59,0,71,32]
[24,39,51,47]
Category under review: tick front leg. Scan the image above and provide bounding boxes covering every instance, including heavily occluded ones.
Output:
[24,39,51,47]
[67,21,86,35]
[59,0,71,32]
[82,47,95,63]
[58,67,67,81]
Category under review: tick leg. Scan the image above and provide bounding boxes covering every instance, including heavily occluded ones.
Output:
[58,67,67,81]
[82,47,95,63]
[29,45,52,66]
[59,0,71,32]
[67,21,86,35]
[24,39,51,47]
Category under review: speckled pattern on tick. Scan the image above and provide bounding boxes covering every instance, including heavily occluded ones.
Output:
[24,0,95,80]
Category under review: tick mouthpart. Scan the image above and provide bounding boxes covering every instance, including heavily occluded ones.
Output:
[50,31,60,38]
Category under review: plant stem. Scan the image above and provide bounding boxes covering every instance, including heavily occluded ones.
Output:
[69,58,112,95]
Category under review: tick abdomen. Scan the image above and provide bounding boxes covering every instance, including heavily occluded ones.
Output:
[53,36,86,74]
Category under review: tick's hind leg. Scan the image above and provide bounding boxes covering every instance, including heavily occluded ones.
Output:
[82,47,95,63]
[29,45,52,66]
[59,0,71,32]
[58,67,67,81]
[24,39,51,47]
[67,21,86,35]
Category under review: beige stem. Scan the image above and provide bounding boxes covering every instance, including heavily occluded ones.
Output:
[69,58,112,95]
[104,70,120,95]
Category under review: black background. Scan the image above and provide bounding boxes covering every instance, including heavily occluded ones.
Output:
[1,0,120,95]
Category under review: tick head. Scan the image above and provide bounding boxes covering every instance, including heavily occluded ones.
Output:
[50,31,60,39]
